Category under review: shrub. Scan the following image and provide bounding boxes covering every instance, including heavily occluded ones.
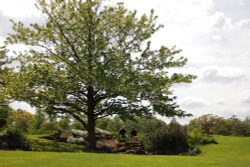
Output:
[141,124,188,155]
[188,128,218,154]
[0,118,7,128]
[188,128,203,148]
[1,128,31,150]
[30,139,84,152]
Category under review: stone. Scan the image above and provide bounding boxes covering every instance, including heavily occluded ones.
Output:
[59,130,73,139]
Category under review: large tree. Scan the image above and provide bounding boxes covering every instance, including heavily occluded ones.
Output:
[0,46,10,101]
[6,0,195,149]
[0,46,12,128]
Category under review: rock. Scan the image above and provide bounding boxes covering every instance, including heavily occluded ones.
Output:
[117,146,127,152]
[115,141,146,154]
[59,130,73,139]
[71,129,88,137]
[67,136,86,144]
[96,128,112,136]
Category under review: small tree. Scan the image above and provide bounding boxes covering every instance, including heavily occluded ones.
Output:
[32,110,46,132]
[189,114,217,134]
[58,116,71,130]
[6,0,195,149]
[7,109,34,133]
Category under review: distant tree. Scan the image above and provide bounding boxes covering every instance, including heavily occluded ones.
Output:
[189,114,243,136]
[124,117,166,134]
[31,110,48,134]
[58,116,71,130]
[71,119,86,131]
[96,117,111,130]
[189,114,219,135]
[238,117,250,136]
[6,0,195,149]
[211,118,234,135]
[7,109,34,133]
[41,117,59,133]
[106,116,124,133]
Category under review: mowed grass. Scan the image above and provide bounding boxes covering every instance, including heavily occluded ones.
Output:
[1,136,250,167]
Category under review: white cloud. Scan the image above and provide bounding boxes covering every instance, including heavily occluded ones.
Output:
[0,0,40,18]
[200,65,247,84]
[9,101,36,113]
[190,12,234,33]
[179,96,211,108]
[215,99,225,105]
[236,19,250,27]
[211,35,222,41]
[1,0,250,122]
[242,97,250,105]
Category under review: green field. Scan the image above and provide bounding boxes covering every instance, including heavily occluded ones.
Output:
[1,136,250,167]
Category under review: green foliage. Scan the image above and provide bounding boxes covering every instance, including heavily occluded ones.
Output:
[0,102,11,120]
[31,112,62,134]
[37,117,59,134]
[0,102,11,129]
[233,117,250,136]
[29,135,84,152]
[189,114,250,137]
[0,118,7,128]
[58,116,71,130]
[7,109,34,133]
[0,46,12,102]
[96,118,111,130]
[1,136,250,167]
[70,120,86,131]
[188,128,203,148]
[96,116,167,137]
[0,128,31,150]
[188,128,217,153]
[32,111,46,132]
[5,0,195,149]
[141,120,188,154]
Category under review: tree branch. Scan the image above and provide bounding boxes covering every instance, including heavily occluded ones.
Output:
[42,5,80,62]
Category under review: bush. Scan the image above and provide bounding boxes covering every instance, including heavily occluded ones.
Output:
[188,128,203,148]
[29,135,84,152]
[188,128,217,154]
[0,128,31,150]
[0,118,7,128]
[141,124,189,155]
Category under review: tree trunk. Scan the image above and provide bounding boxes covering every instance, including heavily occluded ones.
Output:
[87,113,96,150]
[87,86,97,150]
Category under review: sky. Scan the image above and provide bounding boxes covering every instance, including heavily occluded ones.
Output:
[1,0,250,123]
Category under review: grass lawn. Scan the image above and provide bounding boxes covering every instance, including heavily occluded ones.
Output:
[1,136,250,167]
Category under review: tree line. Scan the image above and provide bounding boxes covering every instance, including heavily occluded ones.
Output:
[189,114,250,136]
[2,106,250,138]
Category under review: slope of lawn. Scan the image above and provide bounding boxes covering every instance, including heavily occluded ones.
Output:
[0,135,250,167]
[28,135,85,152]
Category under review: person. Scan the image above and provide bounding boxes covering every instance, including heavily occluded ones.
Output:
[118,127,126,141]
[130,128,137,142]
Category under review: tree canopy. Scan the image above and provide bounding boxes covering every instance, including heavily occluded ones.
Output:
[0,46,11,101]
[5,0,196,149]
